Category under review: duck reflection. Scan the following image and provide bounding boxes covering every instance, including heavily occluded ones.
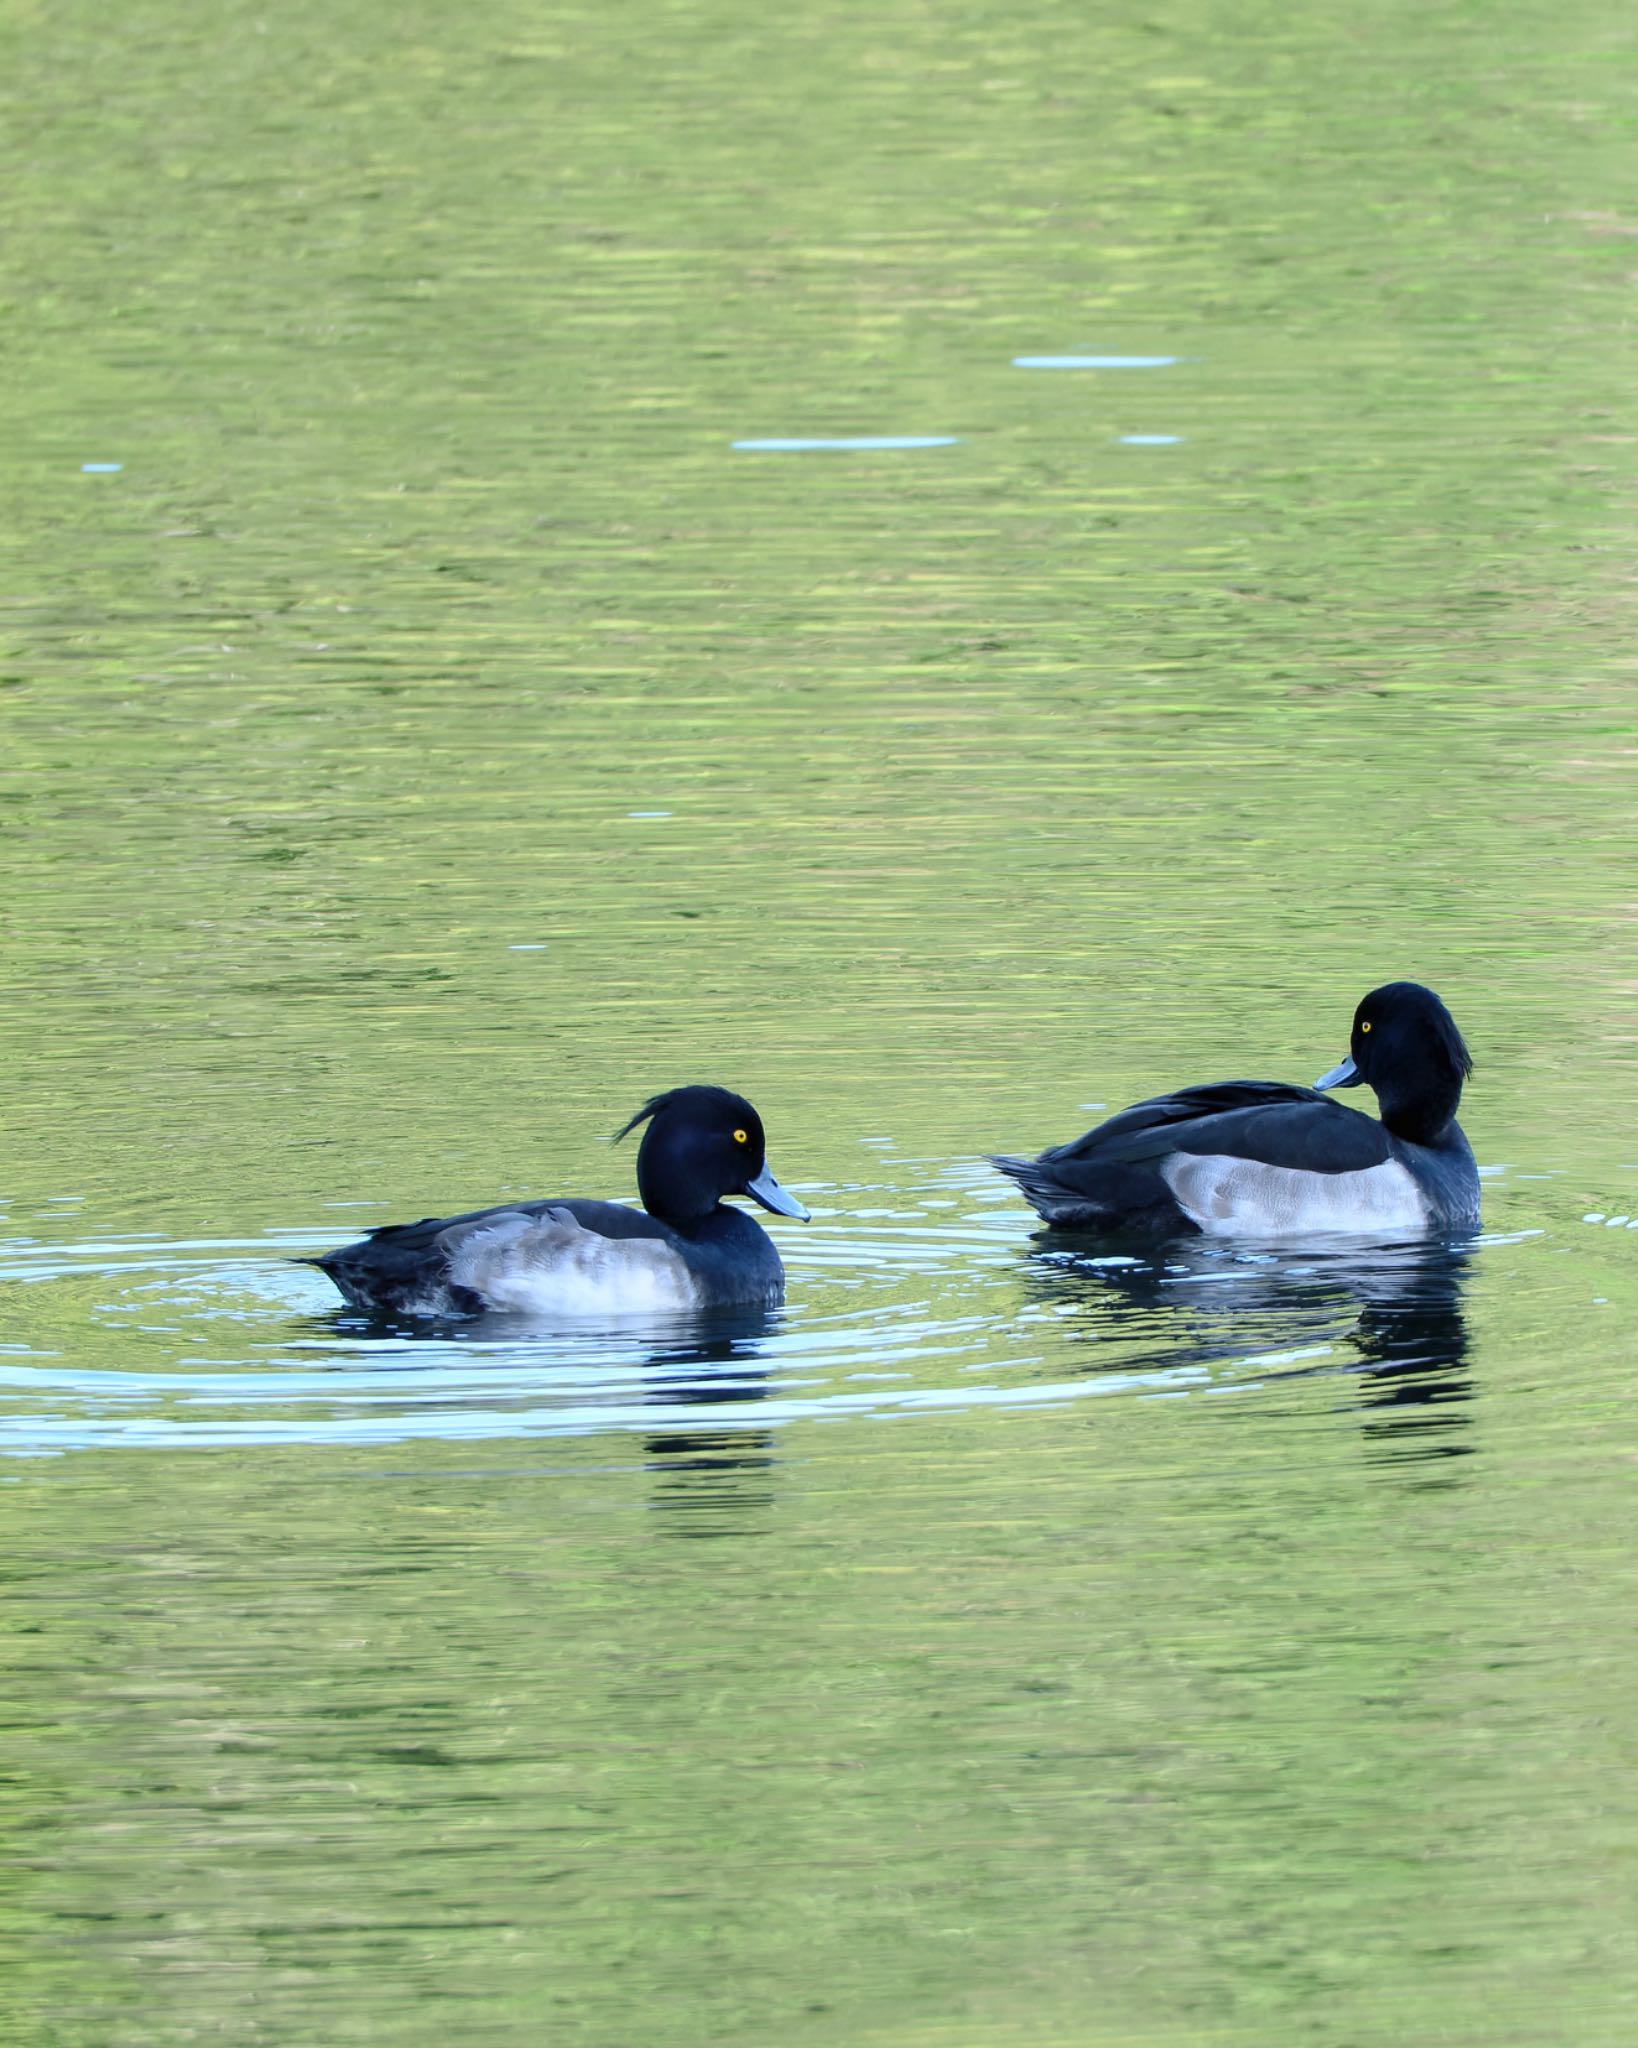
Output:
[308,1299,781,1520]
[1023,1232,1474,1464]
[639,1308,779,1532]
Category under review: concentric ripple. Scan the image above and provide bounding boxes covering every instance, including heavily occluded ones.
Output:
[0,1160,1594,1457]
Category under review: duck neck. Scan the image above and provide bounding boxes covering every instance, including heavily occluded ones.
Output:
[638,1186,721,1234]
[1378,1078,1463,1148]
[635,1145,721,1231]
[657,1200,734,1238]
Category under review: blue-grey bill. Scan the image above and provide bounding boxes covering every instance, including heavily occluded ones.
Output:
[746,1165,810,1220]
[1314,1056,1361,1090]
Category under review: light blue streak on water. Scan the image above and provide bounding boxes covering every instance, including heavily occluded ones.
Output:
[81,462,123,473]
[1120,435,1183,445]
[1013,356,1177,369]
[0,1362,1211,1454]
[732,437,960,451]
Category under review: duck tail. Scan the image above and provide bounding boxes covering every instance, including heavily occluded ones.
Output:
[988,1152,1062,1219]
[990,1151,1159,1230]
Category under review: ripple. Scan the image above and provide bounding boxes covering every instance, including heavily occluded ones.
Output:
[0,1212,1074,1454]
[0,1205,1576,1458]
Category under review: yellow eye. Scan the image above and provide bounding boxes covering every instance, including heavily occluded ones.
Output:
[1360,1020,1372,1034]
[733,1127,749,1145]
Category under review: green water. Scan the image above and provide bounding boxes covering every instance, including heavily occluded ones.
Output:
[4,0,1638,2039]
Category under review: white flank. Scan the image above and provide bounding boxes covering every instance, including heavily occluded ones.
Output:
[443,1209,699,1315]
[1160,1155,1429,1237]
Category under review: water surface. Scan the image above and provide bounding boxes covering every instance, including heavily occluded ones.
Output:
[4,0,1638,2041]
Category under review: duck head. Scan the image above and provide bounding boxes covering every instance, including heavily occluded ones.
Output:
[1315,982,1473,1144]
[615,1085,810,1227]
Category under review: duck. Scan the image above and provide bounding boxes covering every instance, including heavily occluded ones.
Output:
[991,982,1479,1238]
[306,1085,809,1317]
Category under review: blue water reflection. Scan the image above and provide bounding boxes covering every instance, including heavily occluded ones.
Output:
[731,436,960,451]
[1013,355,1178,368]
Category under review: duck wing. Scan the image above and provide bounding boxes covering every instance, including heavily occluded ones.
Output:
[310,1196,677,1313]
[1044,1081,1391,1172]
[993,1080,1392,1229]
[433,1202,696,1315]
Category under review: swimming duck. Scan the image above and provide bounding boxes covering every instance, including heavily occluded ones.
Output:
[308,1085,809,1316]
[992,983,1479,1237]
